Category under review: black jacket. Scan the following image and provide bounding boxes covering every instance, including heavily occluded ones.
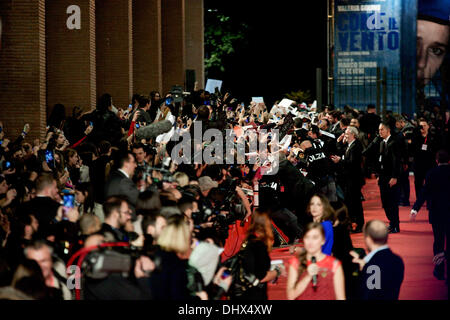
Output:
[412,164,450,224]
[358,248,404,300]
[411,133,439,173]
[91,154,112,203]
[104,170,139,215]
[18,197,61,238]
[148,248,191,300]
[339,139,364,188]
[377,135,401,182]
[85,110,123,145]
[232,236,271,300]
[359,113,381,140]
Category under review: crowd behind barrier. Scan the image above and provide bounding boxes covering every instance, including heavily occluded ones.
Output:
[0,85,449,300]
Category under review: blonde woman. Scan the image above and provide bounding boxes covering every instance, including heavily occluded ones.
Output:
[148,215,191,300]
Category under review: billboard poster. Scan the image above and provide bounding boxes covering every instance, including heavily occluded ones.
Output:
[416,0,450,116]
[333,0,417,115]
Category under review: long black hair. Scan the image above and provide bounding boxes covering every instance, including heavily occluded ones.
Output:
[75,182,95,213]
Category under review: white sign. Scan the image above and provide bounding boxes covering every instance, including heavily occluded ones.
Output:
[205,79,222,94]
[278,99,295,109]
[252,97,264,103]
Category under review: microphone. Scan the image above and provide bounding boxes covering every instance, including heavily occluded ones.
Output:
[135,120,173,140]
[311,256,317,291]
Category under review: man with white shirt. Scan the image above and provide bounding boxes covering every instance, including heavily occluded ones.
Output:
[350,220,404,300]
[377,122,401,233]
[331,126,365,233]
[104,152,138,219]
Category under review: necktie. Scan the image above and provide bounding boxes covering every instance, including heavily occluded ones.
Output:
[380,140,387,155]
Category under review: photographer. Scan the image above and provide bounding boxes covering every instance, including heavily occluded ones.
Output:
[227,210,280,300]
[82,245,155,300]
[411,118,440,200]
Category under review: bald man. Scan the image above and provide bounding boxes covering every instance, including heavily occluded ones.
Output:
[350,220,404,300]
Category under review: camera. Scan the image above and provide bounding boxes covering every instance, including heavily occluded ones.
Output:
[169,85,190,104]
[194,178,246,243]
[82,244,162,280]
[140,157,175,187]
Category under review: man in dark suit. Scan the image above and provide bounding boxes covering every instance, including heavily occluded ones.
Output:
[359,105,381,177]
[411,150,450,283]
[350,220,405,300]
[376,122,402,233]
[18,173,62,239]
[332,126,365,233]
[411,118,439,202]
[104,151,138,218]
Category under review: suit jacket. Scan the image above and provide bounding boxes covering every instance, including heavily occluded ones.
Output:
[377,135,401,183]
[413,164,450,224]
[359,248,404,300]
[341,139,364,188]
[104,170,139,213]
[18,197,61,238]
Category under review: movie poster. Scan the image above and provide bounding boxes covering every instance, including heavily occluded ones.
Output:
[416,0,450,117]
[333,0,417,115]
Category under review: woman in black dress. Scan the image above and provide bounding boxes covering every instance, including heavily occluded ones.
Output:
[231,209,280,300]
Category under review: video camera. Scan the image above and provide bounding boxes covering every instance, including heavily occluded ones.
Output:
[170,85,190,104]
[81,239,164,281]
[141,157,175,187]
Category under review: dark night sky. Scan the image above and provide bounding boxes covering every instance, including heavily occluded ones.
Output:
[204,1,328,106]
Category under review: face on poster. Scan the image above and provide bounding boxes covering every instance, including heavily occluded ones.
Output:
[416,0,450,112]
[333,0,449,115]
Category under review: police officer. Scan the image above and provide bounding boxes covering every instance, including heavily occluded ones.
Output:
[299,137,337,202]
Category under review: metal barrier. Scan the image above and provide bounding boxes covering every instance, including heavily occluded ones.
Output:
[332,67,444,114]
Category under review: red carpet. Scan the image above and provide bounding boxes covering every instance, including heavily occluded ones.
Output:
[266,177,448,300]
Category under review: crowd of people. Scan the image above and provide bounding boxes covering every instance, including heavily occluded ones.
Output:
[0,84,449,300]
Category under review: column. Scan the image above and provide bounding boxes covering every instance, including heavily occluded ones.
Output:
[46,0,96,117]
[133,0,162,95]
[161,0,186,94]
[185,0,204,90]
[0,0,46,141]
[96,0,133,109]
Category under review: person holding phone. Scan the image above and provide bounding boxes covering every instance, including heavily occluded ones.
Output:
[62,194,76,220]
[154,96,173,123]
[131,96,152,124]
